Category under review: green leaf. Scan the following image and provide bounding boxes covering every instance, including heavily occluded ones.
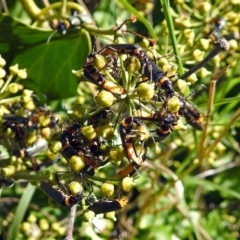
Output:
[0,14,91,100]
[7,183,36,240]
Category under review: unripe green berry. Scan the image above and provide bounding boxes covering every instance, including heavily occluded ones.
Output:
[136,83,154,99]
[69,155,85,172]
[81,125,97,140]
[101,182,114,196]
[68,181,83,196]
[96,90,114,107]
[122,176,135,192]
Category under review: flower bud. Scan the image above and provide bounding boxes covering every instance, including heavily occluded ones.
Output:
[81,125,97,140]
[167,96,181,112]
[0,68,6,78]
[101,182,114,196]
[0,55,6,67]
[69,155,86,172]
[96,90,114,107]
[49,141,62,153]
[7,83,19,94]
[17,68,27,79]
[68,181,83,196]
[122,176,135,192]
[9,64,19,75]
[136,82,154,99]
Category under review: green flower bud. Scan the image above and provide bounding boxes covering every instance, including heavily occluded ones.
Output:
[198,68,211,78]
[23,89,33,97]
[186,73,198,84]
[39,115,51,127]
[0,55,6,67]
[69,155,86,172]
[68,181,83,196]
[167,96,181,112]
[109,146,125,162]
[176,79,190,93]
[199,38,210,50]
[82,210,95,222]
[101,182,114,196]
[9,64,19,75]
[0,68,6,78]
[39,218,49,231]
[183,29,195,39]
[193,49,204,62]
[27,214,37,223]
[49,141,62,154]
[122,176,135,192]
[96,90,114,107]
[228,39,238,50]
[127,56,141,72]
[81,125,97,140]
[97,123,115,140]
[136,82,154,99]
[199,2,211,12]
[93,54,108,70]
[17,68,27,79]
[105,211,117,221]
[7,83,19,94]
[2,165,16,177]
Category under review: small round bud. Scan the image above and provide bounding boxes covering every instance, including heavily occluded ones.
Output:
[39,115,51,127]
[23,89,33,97]
[69,155,86,172]
[109,146,125,162]
[68,181,83,196]
[0,55,6,67]
[7,83,19,94]
[82,210,95,222]
[27,214,37,223]
[183,29,195,39]
[193,49,204,62]
[9,64,19,75]
[127,56,141,72]
[186,73,198,84]
[2,165,16,177]
[97,123,115,140]
[167,96,181,112]
[101,182,114,196]
[199,2,211,12]
[105,211,117,221]
[96,90,114,107]
[176,79,190,93]
[0,68,6,78]
[17,68,27,79]
[199,38,210,50]
[81,125,97,140]
[51,222,61,231]
[49,141,62,153]
[93,54,108,70]
[198,68,211,78]
[136,82,154,99]
[228,39,238,50]
[122,176,135,192]
[39,218,49,231]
